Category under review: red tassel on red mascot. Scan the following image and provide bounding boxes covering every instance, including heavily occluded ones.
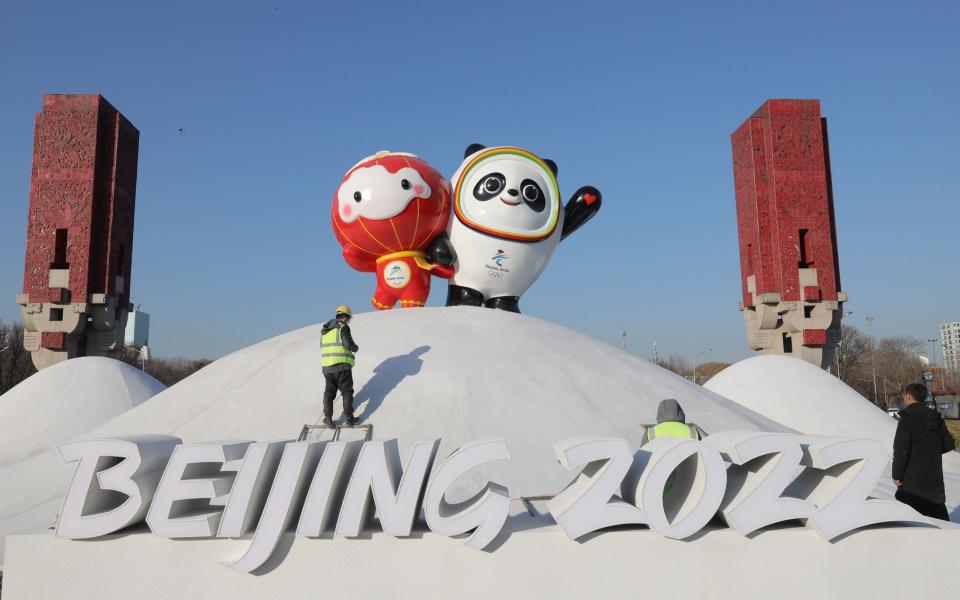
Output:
[332,152,454,309]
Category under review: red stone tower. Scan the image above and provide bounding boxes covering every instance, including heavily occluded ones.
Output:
[15,94,139,370]
[731,99,847,368]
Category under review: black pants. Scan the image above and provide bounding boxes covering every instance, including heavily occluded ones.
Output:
[895,489,950,521]
[323,369,355,419]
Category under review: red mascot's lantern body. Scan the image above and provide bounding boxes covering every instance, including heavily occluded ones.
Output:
[332,152,453,309]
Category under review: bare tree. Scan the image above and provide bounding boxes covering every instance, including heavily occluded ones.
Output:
[698,362,732,384]
[832,325,877,400]
[873,335,926,401]
[658,353,692,379]
[0,320,37,395]
[834,325,870,380]
[115,346,211,387]
[1,319,209,394]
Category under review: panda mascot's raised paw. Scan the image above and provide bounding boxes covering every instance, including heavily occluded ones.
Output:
[440,144,602,313]
[561,185,603,241]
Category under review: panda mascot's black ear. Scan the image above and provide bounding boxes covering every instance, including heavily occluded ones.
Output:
[464,143,486,158]
[543,159,559,177]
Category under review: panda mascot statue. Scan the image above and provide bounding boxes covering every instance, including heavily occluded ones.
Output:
[427,144,602,313]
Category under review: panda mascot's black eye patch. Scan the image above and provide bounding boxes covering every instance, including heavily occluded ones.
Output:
[474,173,506,201]
[520,179,546,212]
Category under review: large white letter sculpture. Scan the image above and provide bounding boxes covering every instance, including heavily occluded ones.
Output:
[217,441,286,538]
[229,440,327,573]
[628,437,727,539]
[146,441,252,537]
[794,436,928,540]
[550,433,937,543]
[296,441,361,537]
[548,438,648,540]
[55,431,943,572]
[424,438,512,550]
[704,432,930,540]
[335,439,440,538]
[703,431,813,536]
[56,435,181,539]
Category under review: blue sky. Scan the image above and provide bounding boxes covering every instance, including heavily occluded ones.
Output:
[0,1,957,362]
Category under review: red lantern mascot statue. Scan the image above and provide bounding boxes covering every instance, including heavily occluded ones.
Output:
[332,152,454,309]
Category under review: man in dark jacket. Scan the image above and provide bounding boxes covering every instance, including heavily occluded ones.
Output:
[320,305,359,427]
[892,383,956,520]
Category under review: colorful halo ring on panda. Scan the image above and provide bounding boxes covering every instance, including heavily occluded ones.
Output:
[332,152,451,258]
[452,147,561,242]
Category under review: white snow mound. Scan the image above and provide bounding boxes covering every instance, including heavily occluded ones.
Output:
[705,355,897,441]
[0,356,165,468]
[0,307,787,562]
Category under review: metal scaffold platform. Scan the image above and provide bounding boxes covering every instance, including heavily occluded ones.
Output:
[297,422,372,442]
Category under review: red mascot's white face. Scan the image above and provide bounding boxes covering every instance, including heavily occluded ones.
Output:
[332,152,450,256]
[337,163,431,223]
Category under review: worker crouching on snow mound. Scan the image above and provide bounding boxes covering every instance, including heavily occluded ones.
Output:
[640,399,705,444]
[321,305,359,427]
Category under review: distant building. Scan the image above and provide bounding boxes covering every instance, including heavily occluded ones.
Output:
[942,322,960,371]
[124,310,150,349]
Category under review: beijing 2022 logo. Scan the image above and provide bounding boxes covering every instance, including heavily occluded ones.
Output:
[384,261,411,289]
[486,250,509,278]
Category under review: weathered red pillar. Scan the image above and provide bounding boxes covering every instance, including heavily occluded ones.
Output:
[731,99,847,368]
[15,94,139,370]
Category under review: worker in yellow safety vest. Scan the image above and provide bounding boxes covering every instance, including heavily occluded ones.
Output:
[321,305,359,427]
[641,399,704,444]
[641,399,705,496]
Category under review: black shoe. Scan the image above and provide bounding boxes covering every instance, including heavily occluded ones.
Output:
[322,416,333,428]
[485,296,521,313]
[343,417,357,428]
[446,284,484,307]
